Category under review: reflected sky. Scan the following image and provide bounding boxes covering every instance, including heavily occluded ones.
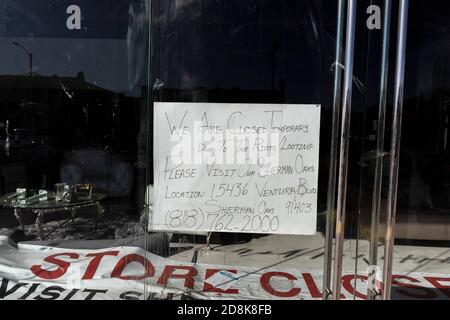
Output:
[1,0,449,104]
[0,0,148,96]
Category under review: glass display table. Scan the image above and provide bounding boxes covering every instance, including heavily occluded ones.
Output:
[0,189,108,240]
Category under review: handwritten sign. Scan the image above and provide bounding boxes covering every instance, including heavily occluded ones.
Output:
[152,103,321,235]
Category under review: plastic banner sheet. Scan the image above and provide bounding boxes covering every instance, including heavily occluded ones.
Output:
[0,236,449,300]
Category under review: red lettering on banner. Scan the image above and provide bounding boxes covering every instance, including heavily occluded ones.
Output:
[302,272,322,298]
[260,272,300,298]
[203,269,239,294]
[342,275,368,300]
[392,275,437,299]
[157,266,198,289]
[111,254,155,280]
[82,251,120,280]
[31,253,79,280]
[424,276,450,298]
[301,273,346,299]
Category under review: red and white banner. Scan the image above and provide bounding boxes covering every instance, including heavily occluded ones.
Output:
[0,236,449,300]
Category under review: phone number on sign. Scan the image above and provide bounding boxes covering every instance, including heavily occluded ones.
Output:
[164,208,280,233]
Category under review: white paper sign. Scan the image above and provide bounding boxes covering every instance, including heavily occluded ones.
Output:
[153,102,321,235]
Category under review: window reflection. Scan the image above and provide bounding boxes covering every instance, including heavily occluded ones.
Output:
[0,1,151,245]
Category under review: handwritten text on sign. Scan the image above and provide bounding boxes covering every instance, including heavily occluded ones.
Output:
[153,103,321,235]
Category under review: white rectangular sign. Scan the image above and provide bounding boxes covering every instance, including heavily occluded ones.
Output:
[152,103,321,235]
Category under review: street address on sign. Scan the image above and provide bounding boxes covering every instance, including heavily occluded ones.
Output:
[152,102,321,235]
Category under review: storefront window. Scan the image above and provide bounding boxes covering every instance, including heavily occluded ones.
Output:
[0,0,155,300]
[0,0,449,301]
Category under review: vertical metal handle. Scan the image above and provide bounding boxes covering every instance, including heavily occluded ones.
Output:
[382,0,409,300]
[332,0,357,300]
[368,0,392,300]
[323,0,346,300]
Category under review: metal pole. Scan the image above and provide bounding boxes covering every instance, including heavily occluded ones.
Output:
[322,0,346,300]
[29,53,33,76]
[368,0,392,300]
[332,0,357,300]
[382,0,409,300]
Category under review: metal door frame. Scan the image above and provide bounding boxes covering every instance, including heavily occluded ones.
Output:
[323,0,410,300]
